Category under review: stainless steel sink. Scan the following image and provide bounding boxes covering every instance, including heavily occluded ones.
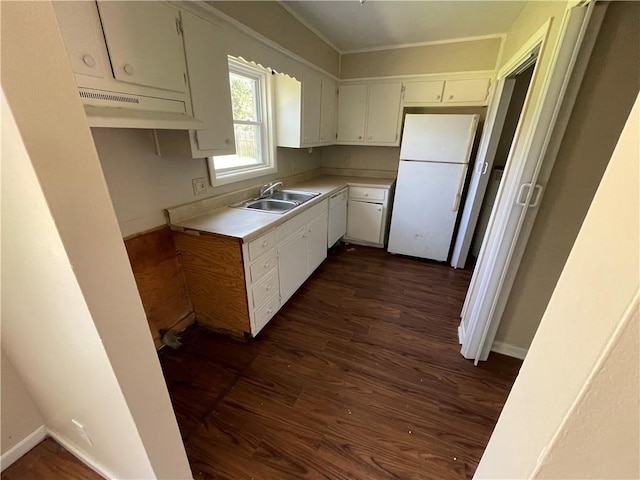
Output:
[269,190,320,203]
[232,189,320,214]
[243,198,297,213]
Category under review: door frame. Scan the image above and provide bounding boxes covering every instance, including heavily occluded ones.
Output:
[460,1,603,363]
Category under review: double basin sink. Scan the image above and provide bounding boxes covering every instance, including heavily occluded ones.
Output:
[232,190,320,214]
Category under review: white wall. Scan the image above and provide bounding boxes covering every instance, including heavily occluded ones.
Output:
[2,91,154,478]
[0,351,44,456]
[1,2,192,478]
[92,128,321,237]
[475,94,639,479]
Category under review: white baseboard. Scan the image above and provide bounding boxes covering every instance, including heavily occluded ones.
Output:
[1,425,47,472]
[46,429,113,479]
[457,322,466,345]
[491,341,528,360]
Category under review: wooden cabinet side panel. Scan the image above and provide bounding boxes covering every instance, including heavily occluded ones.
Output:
[174,232,250,336]
[124,227,194,348]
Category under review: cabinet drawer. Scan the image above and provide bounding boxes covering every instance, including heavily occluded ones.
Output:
[349,187,386,201]
[248,229,276,261]
[253,294,280,334]
[251,269,279,309]
[249,250,277,283]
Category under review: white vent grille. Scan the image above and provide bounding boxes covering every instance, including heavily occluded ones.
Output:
[79,90,140,104]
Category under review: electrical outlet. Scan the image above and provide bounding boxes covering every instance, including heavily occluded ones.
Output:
[192,177,208,196]
[72,419,93,446]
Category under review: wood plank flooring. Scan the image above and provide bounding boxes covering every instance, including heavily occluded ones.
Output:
[161,245,522,480]
[1,438,101,480]
[2,246,519,479]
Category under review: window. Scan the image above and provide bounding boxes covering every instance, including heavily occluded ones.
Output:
[208,57,276,185]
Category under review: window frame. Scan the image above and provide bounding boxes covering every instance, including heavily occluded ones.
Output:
[208,57,277,186]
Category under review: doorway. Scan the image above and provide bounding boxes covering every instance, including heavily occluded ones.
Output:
[469,64,535,261]
[459,2,600,364]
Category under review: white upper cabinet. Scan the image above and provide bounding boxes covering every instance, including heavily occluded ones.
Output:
[52,1,110,80]
[97,1,187,93]
[337,84,368,143]
[302,69,322,145]
[275,68,334,148]
[319,76,337,144]
[443,78,491,104]
[337,82,402,146]
[403,80,445,104]
[402,78,492,106]
[366,82,403,144]
[155,11,236,157]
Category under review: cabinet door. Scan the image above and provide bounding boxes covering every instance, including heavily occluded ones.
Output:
[403,81,444,104]
[181,11,235,155]
[277,229,308,303]
[366,82,403,144]
[347,200,384,244]
[307,212,328,273]
[302,69,322,145]
[337,84,368,142]
[53,1,110,79]
[443,78,491,104]
[97,1,186,93]
[319,76,337,144]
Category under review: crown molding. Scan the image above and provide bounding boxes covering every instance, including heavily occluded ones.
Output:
[342,33,506,55]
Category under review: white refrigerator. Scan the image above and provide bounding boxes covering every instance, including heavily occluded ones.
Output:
[388,114,479,261]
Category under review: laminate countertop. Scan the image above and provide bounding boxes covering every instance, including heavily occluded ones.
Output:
[167,175,396,242]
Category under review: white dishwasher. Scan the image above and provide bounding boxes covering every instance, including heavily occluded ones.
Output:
[327,187,348,247]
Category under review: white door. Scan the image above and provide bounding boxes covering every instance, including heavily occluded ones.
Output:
[388,160,467,261]
[346,200,383,244]
[277,228,307,303]
[302,68,322,145]
[461,3,597,363]
[181,11,235,154]
[97,2,187,93]
[319,76,337,144]
[337,84,367,142]
[366,82,402,144]
[307,212,328,273]
[449,79,516,269]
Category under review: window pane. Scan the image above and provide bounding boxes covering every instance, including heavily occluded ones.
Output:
[213,123,262,171]
[229,73,258,122]
[234,123,261,163]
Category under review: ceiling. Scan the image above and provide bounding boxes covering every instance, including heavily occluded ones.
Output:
[280,1,527,53]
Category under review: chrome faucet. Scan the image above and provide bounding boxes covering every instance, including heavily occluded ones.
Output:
[258,181,282,198]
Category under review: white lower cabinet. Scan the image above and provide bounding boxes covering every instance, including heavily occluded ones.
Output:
[277,228,308,304]
[307,211,329,273]
[344,186,392,248]
[243,199,329,335]
[347,200,384,244]
[277,200,328,304]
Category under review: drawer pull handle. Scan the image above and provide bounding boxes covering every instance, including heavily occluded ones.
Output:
[264,261,270,268]
[266,284,273,291]
[267,308,272,314]
[262,240,268,247]
[364,193,369,197]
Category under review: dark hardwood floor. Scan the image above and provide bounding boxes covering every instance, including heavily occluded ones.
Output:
[162,245,521,480]
[2,246,520,479]
[1,438,101,480]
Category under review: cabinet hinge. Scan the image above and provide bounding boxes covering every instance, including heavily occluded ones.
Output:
[175,17,183,35]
